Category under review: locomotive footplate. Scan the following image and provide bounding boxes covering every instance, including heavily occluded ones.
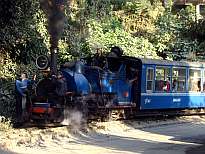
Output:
[102,103,136,109]
[32,102,53,114]
[31,102,64,123]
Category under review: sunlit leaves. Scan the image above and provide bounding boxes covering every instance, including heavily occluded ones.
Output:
[86,20,159,59]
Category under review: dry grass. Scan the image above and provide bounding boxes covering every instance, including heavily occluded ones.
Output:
[0,117,12,132]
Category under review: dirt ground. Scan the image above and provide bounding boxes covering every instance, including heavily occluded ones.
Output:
[1,116,205,154]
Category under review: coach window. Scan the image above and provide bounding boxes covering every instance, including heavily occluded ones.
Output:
[172,68,186,92]
[146,68,154,91]
[155,67,171,92]
[189,69,201,92]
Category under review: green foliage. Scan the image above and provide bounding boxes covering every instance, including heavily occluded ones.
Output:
[0,80,15,120]
[0,0,48,64]
[0,54,17,79]
[87,20,159,58]
[124,0,152,14]
[152,4,199,60]
[170,38,198,60]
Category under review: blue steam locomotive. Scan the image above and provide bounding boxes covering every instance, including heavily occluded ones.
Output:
[24,47,205,123]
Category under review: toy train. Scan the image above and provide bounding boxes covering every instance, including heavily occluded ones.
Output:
[21,47,205,123]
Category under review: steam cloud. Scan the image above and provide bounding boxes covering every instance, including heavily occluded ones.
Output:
[61,107,86,132]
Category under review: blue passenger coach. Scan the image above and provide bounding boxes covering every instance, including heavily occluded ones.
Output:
[140,59,205,110]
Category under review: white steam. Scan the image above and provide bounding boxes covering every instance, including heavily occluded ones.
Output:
[61,107,86,132]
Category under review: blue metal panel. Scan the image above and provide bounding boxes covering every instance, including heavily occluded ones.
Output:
[61,69,77,92]
[115,80,132,105]
[141,64,147,93]
[101,71,118,93]
[33,103,50,108]
[74,73,90,95]
[140,93,205,109]
[100,64,132,105]
[84,68,101,93]
[62,68,90,95]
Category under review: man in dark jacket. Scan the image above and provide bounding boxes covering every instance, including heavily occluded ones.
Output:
[15,73,35,126]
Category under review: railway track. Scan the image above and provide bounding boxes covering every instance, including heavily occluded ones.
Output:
[103,107,205,121]
[15,106,205,129]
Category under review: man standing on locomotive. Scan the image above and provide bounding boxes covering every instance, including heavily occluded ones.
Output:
[55,71,67,102]
[127,67,139,104]
[15,73,36,126]
[50,71,68,122]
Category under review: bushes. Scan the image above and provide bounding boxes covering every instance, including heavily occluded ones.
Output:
[0,79,15,120]
[87,20,159,58]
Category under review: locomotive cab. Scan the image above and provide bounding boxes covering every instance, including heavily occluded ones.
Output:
[105,56,142,108]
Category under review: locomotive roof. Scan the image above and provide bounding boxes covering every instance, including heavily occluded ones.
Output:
[121,56,205,68]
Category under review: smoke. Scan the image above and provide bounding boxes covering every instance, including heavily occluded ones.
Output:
[40,0,66,49]
[39,0,68,74]
[61,107,87,132]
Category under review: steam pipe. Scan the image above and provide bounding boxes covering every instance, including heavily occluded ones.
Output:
[50,47,58,75]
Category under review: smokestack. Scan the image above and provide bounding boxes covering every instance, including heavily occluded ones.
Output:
[40,0,66,75]
[50,47,58,74]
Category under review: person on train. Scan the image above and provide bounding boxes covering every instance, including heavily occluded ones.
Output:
[15,73,36,125]
[163,80,170,92]
[129,74,138,84]
[190,80,200,92]
[203,83,205,92]
[197,80,201,92]
[127,68,139,103]
[172,79,178,92]
[55,72,67,98]
[92,48,105,68]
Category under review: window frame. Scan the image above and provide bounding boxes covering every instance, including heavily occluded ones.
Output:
[172,67,187,92]
[146,67,154,92]
[202,69,205,92]
[155,66,171,92]
[188,68,202,92]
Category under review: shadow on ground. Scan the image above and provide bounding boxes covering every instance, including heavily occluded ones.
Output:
[64,117,205,154]
[9,116,205,154]
[0,147,18,154]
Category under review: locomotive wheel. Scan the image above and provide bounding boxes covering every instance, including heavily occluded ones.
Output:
[124,108,132,119]
[52,107,64,123]
[75,97,88,118]
[100,108,111,122]
[32,118,49,125]
[87,100,99,118]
